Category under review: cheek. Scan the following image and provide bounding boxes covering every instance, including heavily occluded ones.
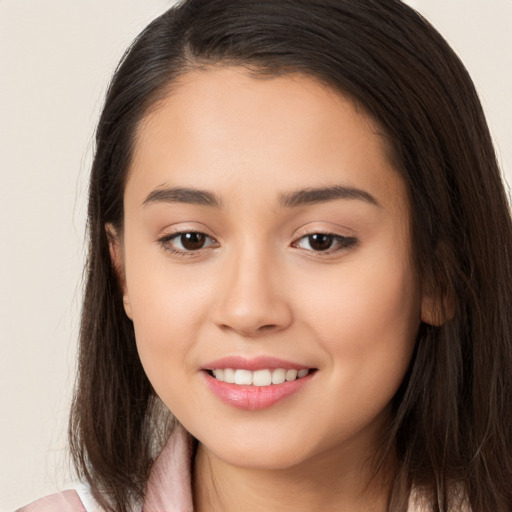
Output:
[131,285,203,345]
[301,254,421,393]
[123,249,213,387]
[128,278,206,415]
[125,237,213,328]
[125,260,236,419]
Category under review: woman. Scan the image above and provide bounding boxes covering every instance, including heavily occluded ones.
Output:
[19,1,512,511]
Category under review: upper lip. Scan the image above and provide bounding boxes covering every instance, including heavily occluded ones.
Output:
[203,355,312,371]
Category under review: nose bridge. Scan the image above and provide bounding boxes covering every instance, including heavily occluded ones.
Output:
[213,240,292,336]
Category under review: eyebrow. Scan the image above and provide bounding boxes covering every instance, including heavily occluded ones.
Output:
[280,186,379,208]
[142,185,379,209]
[143,187,222,208]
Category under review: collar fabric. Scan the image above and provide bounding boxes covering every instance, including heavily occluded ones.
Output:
[18,425,469,511]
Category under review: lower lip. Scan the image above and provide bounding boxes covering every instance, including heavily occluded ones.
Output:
[202,371,314,410]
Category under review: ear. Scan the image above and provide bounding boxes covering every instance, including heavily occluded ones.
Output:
[105,223,133,320]
[420,289,455,326]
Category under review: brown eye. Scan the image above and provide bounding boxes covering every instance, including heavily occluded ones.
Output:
[307,234,334,251]
[180,232,207,250]
[161,231,217,253]
[293,233,357,253]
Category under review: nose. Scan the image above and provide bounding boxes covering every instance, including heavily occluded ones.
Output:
[212,247,293,337]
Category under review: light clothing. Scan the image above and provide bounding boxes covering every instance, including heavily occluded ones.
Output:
[16,426,468,512]
[16,426,193,512]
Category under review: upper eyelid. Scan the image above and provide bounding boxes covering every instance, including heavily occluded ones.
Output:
[159,231,218,244]
[292,232,357,245]
[157,229,355,241]
[160,230,212,239]
[158,231,219,257]
[293,229,351,238]
[157,225,216,240]
[292,222,355,237]
[291,232,358,255]
[156,227,357,248]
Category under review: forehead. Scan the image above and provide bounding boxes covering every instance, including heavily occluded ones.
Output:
[127,66,408,213]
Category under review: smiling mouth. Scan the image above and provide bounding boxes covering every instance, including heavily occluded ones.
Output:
[207,368,314,386]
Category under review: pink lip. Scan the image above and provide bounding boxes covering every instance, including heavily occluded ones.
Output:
[201,356,316,411]
[203,373,313,410]
[203,355,310,371]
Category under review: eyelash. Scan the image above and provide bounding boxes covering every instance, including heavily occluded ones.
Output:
[158,231,358,257]
[158,232,219,257]
[291,233,358,254]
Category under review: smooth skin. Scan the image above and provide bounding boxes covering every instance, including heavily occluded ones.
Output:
[109,67,437,512]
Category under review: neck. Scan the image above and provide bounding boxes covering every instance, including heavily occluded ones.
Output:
[192,441,394,512]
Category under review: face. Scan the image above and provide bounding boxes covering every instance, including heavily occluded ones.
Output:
[113,67,429,471]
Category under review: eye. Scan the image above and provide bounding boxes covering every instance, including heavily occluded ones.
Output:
[293,233,357,253]
[160,231,218,254]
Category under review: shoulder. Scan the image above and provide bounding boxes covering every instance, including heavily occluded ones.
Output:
[15,485,105,512]
[15,489,89,512]
[16,426,193,512]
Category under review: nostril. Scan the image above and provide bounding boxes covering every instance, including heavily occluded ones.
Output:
[217,322,280,338]
[258,324,279,332]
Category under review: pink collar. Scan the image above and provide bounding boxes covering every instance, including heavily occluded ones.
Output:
[143,425,195,512]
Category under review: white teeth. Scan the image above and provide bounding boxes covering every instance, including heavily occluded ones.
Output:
[234,369,252,385]
[223,368,235,383]
[210,367,311,385]
[285,369,298,381]
[212,369,224,381]
[271,368,286,385]
[253,369,272,386]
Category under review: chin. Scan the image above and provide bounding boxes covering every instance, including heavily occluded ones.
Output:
[212,442,312,470]
[196,425,321,471]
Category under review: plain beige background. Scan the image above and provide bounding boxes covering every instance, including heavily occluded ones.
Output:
[1,1,510,510]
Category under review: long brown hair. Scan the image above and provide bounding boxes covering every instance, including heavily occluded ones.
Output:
[69,1,512,511]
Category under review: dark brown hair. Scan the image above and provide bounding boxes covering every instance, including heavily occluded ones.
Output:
[69,1,512,511]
